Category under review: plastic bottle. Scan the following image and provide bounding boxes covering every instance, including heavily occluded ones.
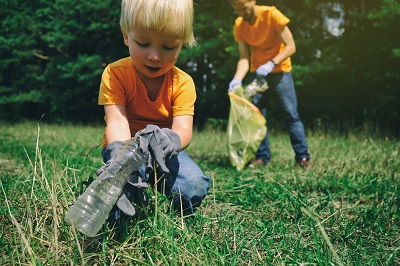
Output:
[64,137,147,237]
[243,77,269,99]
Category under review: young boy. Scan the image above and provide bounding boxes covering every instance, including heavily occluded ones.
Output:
[98,0,210,221]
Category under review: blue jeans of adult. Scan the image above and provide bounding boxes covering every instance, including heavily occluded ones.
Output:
[250,72,310,163]
[102,149,210,214]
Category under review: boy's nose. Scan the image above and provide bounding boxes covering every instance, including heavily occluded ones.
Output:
[148,49,161,61]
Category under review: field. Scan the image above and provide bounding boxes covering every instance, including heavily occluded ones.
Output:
[0,121,399,265]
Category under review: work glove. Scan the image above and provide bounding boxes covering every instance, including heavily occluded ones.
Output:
[228,78,242,92]
[96,140,150,223]
[107,173,149,223]
[96,140,123,177]
[255,61,275,77]
[134,124,181,178]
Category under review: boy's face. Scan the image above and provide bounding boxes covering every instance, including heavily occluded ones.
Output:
[123,27,183,79]
[231,0,256,23]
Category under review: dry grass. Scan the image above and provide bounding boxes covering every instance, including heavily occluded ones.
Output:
[0,122,399,265]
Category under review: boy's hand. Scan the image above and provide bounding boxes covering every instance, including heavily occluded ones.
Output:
[158,128,181,158]
[106,173,150,224]
[96,140,123,177]
[135,125,181,174]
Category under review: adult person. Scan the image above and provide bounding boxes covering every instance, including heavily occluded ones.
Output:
[228,0,310,168]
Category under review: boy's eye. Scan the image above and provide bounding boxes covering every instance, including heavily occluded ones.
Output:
[135,41,149,47]
[163,46,177,51]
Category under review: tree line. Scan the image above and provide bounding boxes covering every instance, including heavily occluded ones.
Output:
[0,0,399,134]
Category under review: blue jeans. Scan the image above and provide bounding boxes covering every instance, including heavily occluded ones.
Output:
[102,149,210,214]
[251,72,310,163]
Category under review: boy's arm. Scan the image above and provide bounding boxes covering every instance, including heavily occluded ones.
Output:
[104,104,131,144]
[171,115,193,150]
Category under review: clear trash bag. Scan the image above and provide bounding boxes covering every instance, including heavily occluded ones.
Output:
[227,86,267,171]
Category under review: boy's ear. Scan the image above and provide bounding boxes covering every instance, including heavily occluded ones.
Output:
[122,32,128,46]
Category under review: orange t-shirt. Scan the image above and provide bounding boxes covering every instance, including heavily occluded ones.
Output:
[98,57,196,148]
[234,6,292,73]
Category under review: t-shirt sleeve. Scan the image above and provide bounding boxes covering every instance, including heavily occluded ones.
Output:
[270,8,290,32]
[234,25,242,42]
[233,18,244,42]
[172,75,196,116]
[98,65,126,106]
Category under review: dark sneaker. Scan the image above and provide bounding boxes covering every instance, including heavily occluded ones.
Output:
[249,158,267,168]
[298,158,310,168]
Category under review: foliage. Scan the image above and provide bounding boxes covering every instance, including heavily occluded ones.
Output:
[177,1,240,127]
[0,0,399,134]
[0,0,125,122]
[0,122,399,265]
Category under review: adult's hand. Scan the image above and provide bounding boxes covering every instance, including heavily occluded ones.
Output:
[255,61,276,77]
[228,78,242,92]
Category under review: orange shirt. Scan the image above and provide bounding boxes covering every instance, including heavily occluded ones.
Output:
[98,57,196,147]
[234,6,292,73]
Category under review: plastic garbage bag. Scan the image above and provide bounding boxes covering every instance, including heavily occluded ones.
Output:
[227,86,267,171]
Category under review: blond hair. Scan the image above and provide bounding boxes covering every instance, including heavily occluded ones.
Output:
[120,0,196,47]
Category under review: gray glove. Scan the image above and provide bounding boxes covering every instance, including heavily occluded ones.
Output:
[134,124,181,175]
[115,174,149,216]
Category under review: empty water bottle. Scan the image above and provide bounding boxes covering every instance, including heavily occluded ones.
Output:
[243,77,269,99]
[64,137,147,237]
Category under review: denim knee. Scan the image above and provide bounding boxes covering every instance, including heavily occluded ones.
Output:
[138,151,210,214]
[170,151,210,213]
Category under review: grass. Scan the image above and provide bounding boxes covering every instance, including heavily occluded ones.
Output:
[0,121,399,265]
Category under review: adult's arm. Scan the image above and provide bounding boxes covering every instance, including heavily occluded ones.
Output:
[271,25,296,65]
[233,41,250,80]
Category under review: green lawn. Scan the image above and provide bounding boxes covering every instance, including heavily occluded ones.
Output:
[0,121,399,265]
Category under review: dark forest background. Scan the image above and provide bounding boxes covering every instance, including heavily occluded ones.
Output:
[1,0,399,135]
